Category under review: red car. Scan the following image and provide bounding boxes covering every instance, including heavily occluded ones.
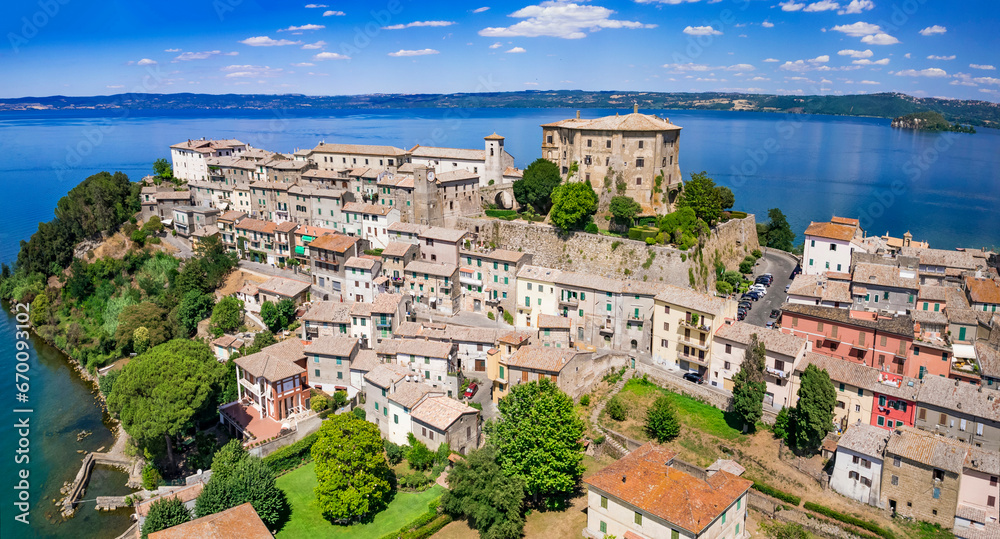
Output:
[463,382,479,399]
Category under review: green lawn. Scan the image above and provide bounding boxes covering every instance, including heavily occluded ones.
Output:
[620,378,743,441]
[274,461,444,538]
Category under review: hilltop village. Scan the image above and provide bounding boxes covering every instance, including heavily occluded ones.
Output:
[19,109,1000,539]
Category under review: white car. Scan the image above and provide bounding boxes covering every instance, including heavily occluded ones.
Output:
[750,284,767,294]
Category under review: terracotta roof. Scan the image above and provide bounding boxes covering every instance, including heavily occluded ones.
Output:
[916,375,1000,421]
[541,112,681,132]
[343,202,393,216]
[388,221,426,235]
[966,276,1000,305]
[461,248,528,264]
[405,260,458,278]
[537,314,573,329]
[900,247,980,270]
[374,338,405,357]
[236,219,277,234]
[804,221,858,242]
[274,221,298,233]
[363,362,409,389]
[918,285,951,302]
[249,181,290,191]
[837,423,890,457]
[419,226,467,243]
[300,302,352,323]
[239,283,258,296]
[218,210,246,222]
[715,321,807,358]
[797,352,880,390]
[584,443,751,535]
[409,145,486,161]
[912,309,948,326]
[311,142,407,156]
[517,264,563,282]
[411,395,478,431]
[655,284,731,315]
[397,339,454,359]
[371,293,404,314]
[212,335,245,349]
[171,138,246,151]
[504,345,581,373]
[382,242,416,258]
[390,380,441,409]
[975,341,1000,379]
[498,331,532,346]
[707,459,746,477]
[852,263,919,291]
[345,256,378,271]
[484,132,505,140]
[350,302,372,316]
[235,347,306,382]
[830,216,860,226]
[294,225,338,238]
[556,271,624,294]
[351,350,380,373]
[780,303,915,338]
[303,336,357,358]
[147,502,272,539]
[155,191,193,201]
[885,426,970,473]
[256,276,311,298]
[193,225,220,238]
[136,482,205,517]
[503,166,523,178]
[394,322,498,344]
[435,170,480,183]
[310,234,358,253]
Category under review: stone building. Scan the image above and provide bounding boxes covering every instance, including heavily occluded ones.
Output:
[880,426,969,527]
[541,106,682,213]
[913,375,1000,451]
[302,336,359,395]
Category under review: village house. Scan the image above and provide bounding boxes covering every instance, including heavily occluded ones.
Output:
[147,190,193,222]
[211,334,245,362]
[343,202,399,250]
[387,221,426,245]
[147,502,272,539]
[255,276,311,308]
[966,276,1000,314]
[785,272,853,309]
[349,349,380,391]
[248,181,291,223]
[802,216,868,276]
[954,447,1000,535]
[794,353,879,434]
[381,241,419,295]
[363,363,428,445]
[385,338,458,397]
[515,265,563,329]
[288,184,347,229]
[491,345,603,402]
[272,221,298,265]
[171,205,220,237]
[170,138,247,182]
[711,320,809,409]
[870,371,920,430]
[537,314,573,349]
[216,210,246,249]
[368,293,409,344]
[900,246,983,285]
[345,256,382,303]
[235,218,278,264]
[407,134,515,186]
[418,226,467,266]
[459,248,531,314]
[302,335,358,396]
[409,394,480,455]
[309,233,362,300]
[880,426,969,527]
[308,142,407,173]
[299,301,352,339]
[583,443,752,539]
[852,262,920,315]
[913,375,1000,451]
[405,260,460,315]
[651,285,737,377]
[290,224,337,265]
[830,423,889,506]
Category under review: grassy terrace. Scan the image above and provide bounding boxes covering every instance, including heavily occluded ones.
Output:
[274,461,444,538]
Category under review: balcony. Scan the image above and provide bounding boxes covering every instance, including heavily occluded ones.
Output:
[559,297,579,308]
[679,319,711,332]
[518,304,533,313]
[239,378,272,399]
[766,366,789,379]
[599,325,614,335]
[678,350,709,366]
[679,336,710,351]
[460,276,482,287]
[626,313,645,324]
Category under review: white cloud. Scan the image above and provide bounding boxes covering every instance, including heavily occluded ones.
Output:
[838,49,873,58]
[524,82,539,85]
[804,1,839,12]
[291,62,315,67]
[240,36,301,46]
[489,42,503,49]
[174,50,232,61]
[506,46,527,53]
[221,64,284,78]
[383,20,455,30]
[838,0,873,14]
[323,10,345,16]
[749,76,770,81]
[980,89,999,95]
[853,58,889,65]
[779,1,805,11]
[763,58,780,63]
[388,48,440,57]
[473,6,489,12]
[662,62,712,72]
[761,21,774,28]
[779,56,833,72]
[918,25,947,36]
[302,41,327,49]
[278,24,325,32]
[136,58,157,66]
[894,68,947,77]
[107,84,124,89]
[164,48,181,52]
[831,21,880,37]
[683,25,722,36]
[859,80,880,84]
[926,55,955,60]
[727,63,755,71]
[975,76,1000,85]
[861,33,899,45]
[970,64,996,70]
[313,52,351,60]
[479,1,656,39]
[811,55,830,63]
[304,4,327,7]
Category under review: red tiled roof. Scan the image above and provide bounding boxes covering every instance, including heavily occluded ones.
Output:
[148,502,273,539]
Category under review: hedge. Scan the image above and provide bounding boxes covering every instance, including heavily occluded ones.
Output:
[378,498,451,539]
[628,226,658,242]
[729,211,748,219]
[751,481,801,506]
[802,502,894,539]
[485,209,517,218]
[263,432,319,475]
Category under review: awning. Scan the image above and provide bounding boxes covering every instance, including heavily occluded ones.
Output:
[294,245,305,255]
[953,344,976,360]
[302,235,315,242]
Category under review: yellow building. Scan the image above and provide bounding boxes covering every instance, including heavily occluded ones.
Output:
[515,265,563,328]
[792,352,877,434]
[651,285,736,375]
[486,331,532,402]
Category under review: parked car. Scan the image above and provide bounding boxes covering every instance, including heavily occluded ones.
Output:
[736,311,747,321]
[745,291,762,300]
[769,309,781,319]
[463,382,479,399]
[766,321,776,328]
[738,301,753,311]
[784,284,791,292]
[750,284,767,293]
[682,372,704,384]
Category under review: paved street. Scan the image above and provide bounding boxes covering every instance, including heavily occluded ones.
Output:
[238,260,310,281]
[743,249,799,328]
[161,233,193,258]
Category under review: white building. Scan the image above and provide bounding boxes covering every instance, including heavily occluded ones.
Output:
[407,133,516,186]
[345,256,381,303]
[342,202,399,250]
[515,265,564,328]
[830,423,889,506]
[711,321,809,409]
[802,216,868,275]
[170,138,248,182]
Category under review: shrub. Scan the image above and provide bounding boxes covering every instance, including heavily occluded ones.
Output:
[401,471,432,490]
[716,281,734,295]
[502,311,513,325]
[352,406,366,420]
[142,462,162,490]
[485,209,517,219]
[751,481,801,506]
[645,396,680,442]
[487,311,495,320]
[384,440,406,466]
[729,211,748,219]
[628,226,658,242]
[584,222,599,234]
[752,249,763,259]
[311,394,328,412]
[739,260,754,274]
[262,432,319,475]
[606,396,627,421]
[579,394,591,406]
[803,502,894,538]
[611,241,622,250]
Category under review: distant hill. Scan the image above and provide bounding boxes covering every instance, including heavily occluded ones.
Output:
[2,90,999,128]
[891,110,977,133]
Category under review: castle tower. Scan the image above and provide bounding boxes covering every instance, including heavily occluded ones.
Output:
[484,133,505,186]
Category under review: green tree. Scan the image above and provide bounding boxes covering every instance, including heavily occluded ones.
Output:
[721,270,743,288]
[177,290,215,337]
[195,446,288,529]
[99,369,120,398]
[244,330,276,355]
[153,158,172,178]
[209,439,248,479]
[606,396,627,421]
[141,496,191,539]
[406,433,435,471]
[133,326,150,355]
[549,182,598,231]
[142,462,162,490]
[30,292,50,327]
[142,215,164,234]
[677,172,725,225]
[276,298,296,330]
[645,396,680,442]
[311,394,329,412]
[107,340,227,467]
[115,302,173,350]
[384,440,405,466]
[260,301,281,332]
[485,379,583,506]
[731,334,767,432]
[715,281,734,295]
[762,208,795,252]
[442,446,526,539]
[512,158,562,214]
[773,406,793,443]
[791,364,836,452]
[717,186,735,211]
[312,413,393,523]
[210,296,244,336]
[609,196,641,228]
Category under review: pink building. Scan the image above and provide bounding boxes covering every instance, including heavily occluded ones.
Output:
[869,371,918,430]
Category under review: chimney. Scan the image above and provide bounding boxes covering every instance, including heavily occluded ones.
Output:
[576,110,580,119]
[633,101,639,114]
[622,475,627,483]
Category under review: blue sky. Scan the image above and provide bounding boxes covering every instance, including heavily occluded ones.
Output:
[2,0,998,101]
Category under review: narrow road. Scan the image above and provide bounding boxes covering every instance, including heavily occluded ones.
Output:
[743,249,798,328]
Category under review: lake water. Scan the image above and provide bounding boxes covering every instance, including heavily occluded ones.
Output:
[0,106,998,538]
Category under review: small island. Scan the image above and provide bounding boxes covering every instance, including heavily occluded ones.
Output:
[891,111,976,133]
